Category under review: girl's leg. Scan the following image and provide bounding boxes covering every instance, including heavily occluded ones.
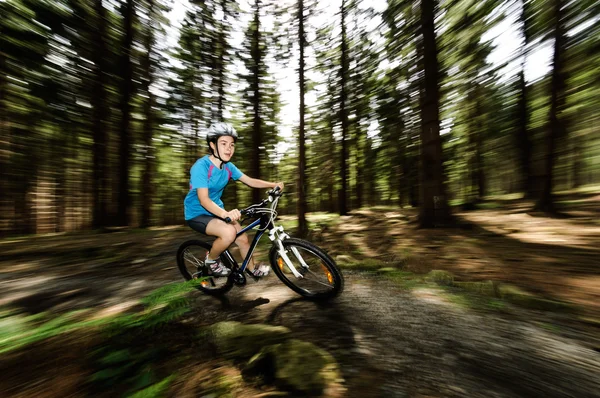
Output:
[232,222,254,269]
[231,222,268,276]
[205,219,237,260]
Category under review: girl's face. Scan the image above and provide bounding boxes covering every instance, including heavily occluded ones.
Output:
[212,136,235,161]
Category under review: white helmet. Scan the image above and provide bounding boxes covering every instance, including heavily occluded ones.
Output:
[206,122,239,163]
[206,122,238,152]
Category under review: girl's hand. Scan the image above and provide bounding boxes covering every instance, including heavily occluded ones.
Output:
[273,182,284,192]
[223,209,242,222]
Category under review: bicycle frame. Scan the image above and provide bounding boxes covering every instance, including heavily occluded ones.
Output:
[220,217,268,274]
[220,193,307,280]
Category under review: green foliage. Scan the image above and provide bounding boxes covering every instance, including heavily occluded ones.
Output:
[106,280,200,334]
[89,280,200,395]
[443,288,508,312]
[126,375,176,398]
[0,279,200,356]
[0,309,111,354]
[90,344,169,395]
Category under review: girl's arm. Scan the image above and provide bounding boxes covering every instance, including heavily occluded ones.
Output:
[197,188,241,221]
[238,175,284,191]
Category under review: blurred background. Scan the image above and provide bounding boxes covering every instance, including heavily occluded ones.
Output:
[0,0,598,236]
[1,2,600,396]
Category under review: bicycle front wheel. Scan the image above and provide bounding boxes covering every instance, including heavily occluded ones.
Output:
[269,238,344,300]
[176,239,234,296]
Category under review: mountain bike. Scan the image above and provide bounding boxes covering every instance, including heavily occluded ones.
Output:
[176,187,344,300]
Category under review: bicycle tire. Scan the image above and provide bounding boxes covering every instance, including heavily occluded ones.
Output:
[176,239,234,296]
[269,238,344,300]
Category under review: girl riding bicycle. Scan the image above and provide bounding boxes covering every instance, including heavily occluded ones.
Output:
[184,122,284,278]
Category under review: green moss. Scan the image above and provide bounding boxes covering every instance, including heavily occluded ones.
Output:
[202,321,292,359]
[426,270,454,286]
[245,339,340,395]
[126,375,175,398]
[454,281,497,296]
[443,288,507,312]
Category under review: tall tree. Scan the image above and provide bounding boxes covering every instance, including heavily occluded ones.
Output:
[168,1,232,195]
[214,0,235,120]
[338,0,350,216]
[140,0,169,227]
[382,0,422,208]
[516,0,534,197]
[536,0,566,212]
[249,0,263,205]
[297,0,308,237]
[418,0,451,226]
[117,0,135,226]
[90,0,111,228]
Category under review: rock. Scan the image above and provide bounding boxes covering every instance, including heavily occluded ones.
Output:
[335,255,356,265]
[244,339,343,396]
[495,283,533,300]
[201,321,291,359]
[427,270,455,286]
[376,267,398,274]
[496,284,575,312]
[454,281,497,297]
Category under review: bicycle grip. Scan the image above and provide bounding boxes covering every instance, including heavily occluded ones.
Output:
[224,217,232,224]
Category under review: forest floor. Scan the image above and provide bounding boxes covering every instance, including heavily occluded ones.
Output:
[0,192,599,397]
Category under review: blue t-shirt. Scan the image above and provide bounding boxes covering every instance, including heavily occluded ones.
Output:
[184,155,243,220]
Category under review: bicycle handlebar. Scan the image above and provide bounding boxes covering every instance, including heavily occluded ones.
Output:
[223,187,283,224]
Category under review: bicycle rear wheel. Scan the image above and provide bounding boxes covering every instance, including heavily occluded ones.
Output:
[176,239,234,296]
[269,238,343,300]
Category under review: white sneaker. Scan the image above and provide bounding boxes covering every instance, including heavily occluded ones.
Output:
[205,256,230,277]
[251,264,270,277]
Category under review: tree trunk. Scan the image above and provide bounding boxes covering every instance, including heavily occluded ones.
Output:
[536,0,565,213]
[140,0,155,228]
[394,126,405,207]
[339,0,349,216]
[364,138,374,207]
[297,0,308,237]
[418,0,451,227]
[116,0,134,226]
[251,0,262,205]
[516,69,533,196]
[516,0,533,197]
[216,0,227,120]
[0,51,9,236]
[355,126,364,209]
[467,85,485,204]
[91,0,110,229]
[571,133,582,188]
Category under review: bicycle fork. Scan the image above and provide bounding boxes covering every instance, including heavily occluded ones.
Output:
[269,226,307,279]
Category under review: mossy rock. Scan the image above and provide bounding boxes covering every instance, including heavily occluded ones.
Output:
[335,255,358,265]
[496,283,533,300]
[496,284,575,312]
[244,339,343,396]
[427,270,455,286]
[336,258,385,272]
[376,267,399,274]
[201,321,292,359]
[453,280,497,296]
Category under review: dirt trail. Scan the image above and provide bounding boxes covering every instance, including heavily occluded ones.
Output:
[191,273,600,398]
[1,202,600,397]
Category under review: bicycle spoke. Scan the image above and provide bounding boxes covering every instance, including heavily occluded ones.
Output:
[184,250,203,268]
[177,240,233,295]
[307,269,331,287]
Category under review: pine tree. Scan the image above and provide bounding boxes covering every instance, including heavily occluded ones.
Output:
[418,0,451,226]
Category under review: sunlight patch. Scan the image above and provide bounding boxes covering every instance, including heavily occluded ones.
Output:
[412,288,452,306]
[89,300,139,320]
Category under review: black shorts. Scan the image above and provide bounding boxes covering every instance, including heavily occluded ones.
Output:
[186,215,217,235]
